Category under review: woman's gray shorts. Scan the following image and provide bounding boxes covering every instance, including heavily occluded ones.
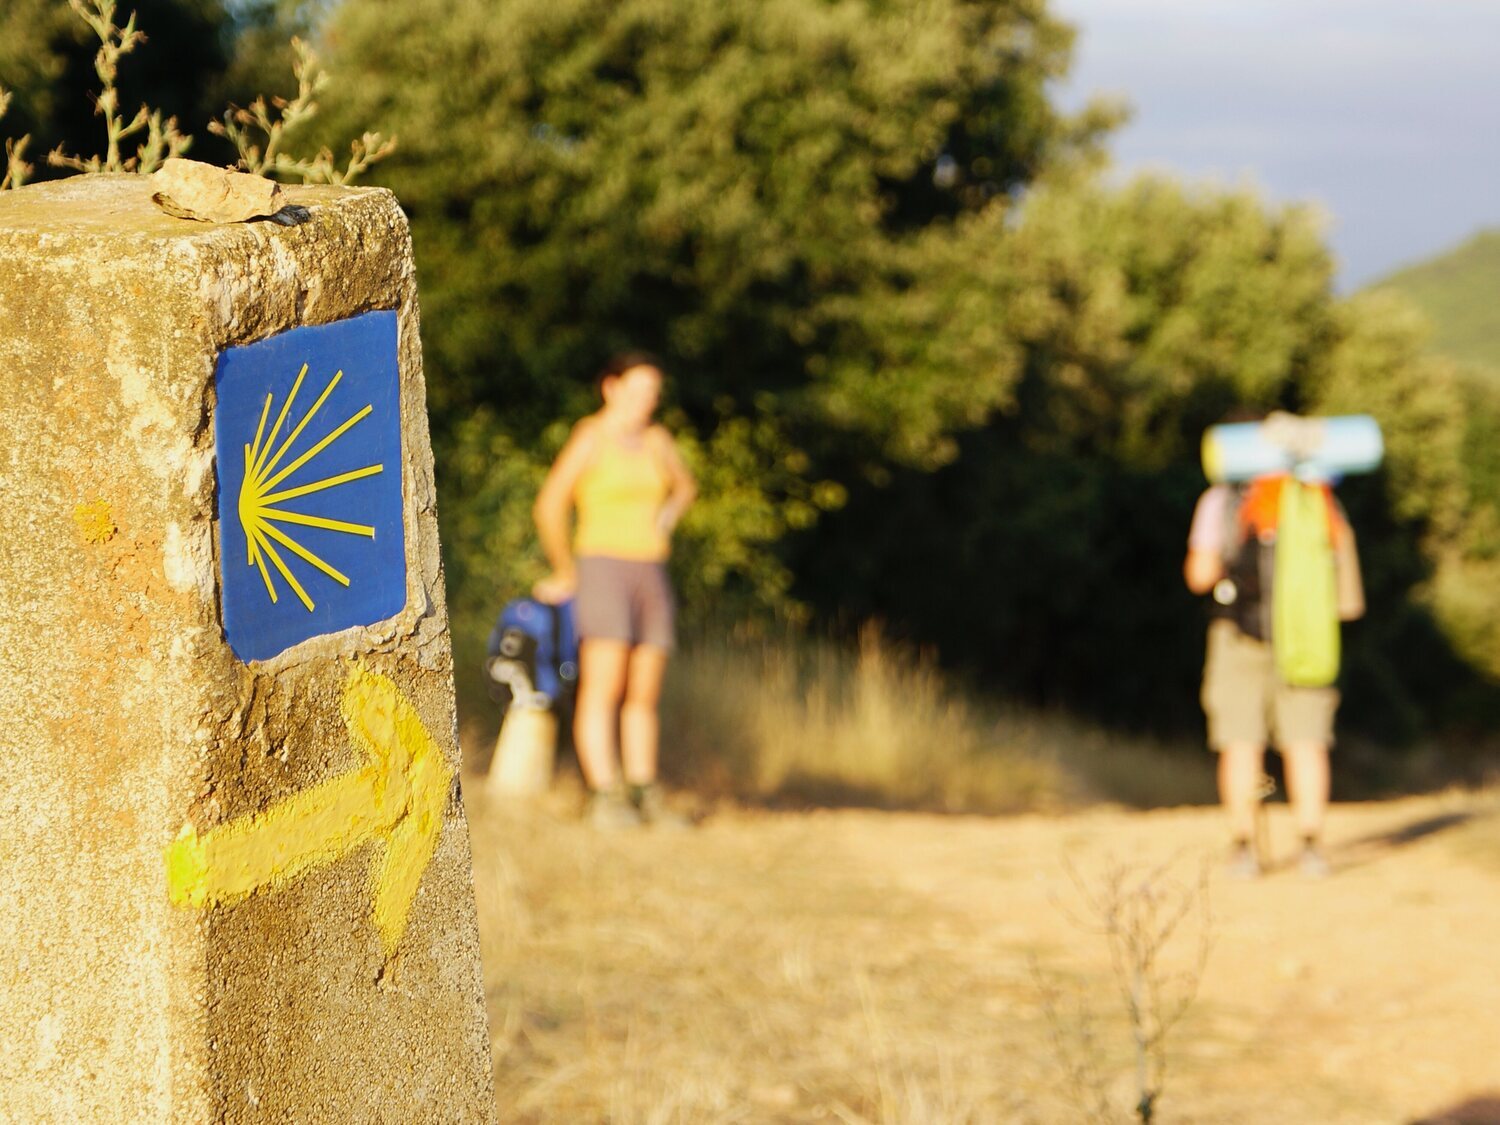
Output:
[575,556,676,650]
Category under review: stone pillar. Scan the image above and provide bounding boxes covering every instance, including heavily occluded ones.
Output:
[0,175,495,1122]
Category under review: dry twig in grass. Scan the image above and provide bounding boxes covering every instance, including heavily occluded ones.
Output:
[1031,954,1116,1124]
[1037,854,1213,1124]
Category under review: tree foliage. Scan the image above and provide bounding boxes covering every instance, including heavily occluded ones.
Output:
[315,0,1119,631]
[319,0,1113,437]
[795,176,1500,743]
[7,0,1494,751]
[313,0,1498,749]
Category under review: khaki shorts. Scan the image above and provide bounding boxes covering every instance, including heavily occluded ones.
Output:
[1201,619,1339,750]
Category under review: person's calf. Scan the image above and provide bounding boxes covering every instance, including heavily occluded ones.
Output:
[1218,743,1266,842]
[1282,740,1332,842]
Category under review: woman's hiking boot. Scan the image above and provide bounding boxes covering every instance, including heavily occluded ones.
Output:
[1227,839,1262,880]
[631,782,691,830]
[588,786,642,831]
[1299,839,1331,879]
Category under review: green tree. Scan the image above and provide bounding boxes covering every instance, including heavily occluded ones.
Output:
[317,0,1498,754]
[0,0,80,136]
[796,175,1500,746]
[315,0,1118,633]
[210,0,334,107]
[321,0,1112,424]
[1313,293,1500,732]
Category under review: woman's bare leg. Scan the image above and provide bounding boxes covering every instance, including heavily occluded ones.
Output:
[575,638,630,790]
[621,645,669,786]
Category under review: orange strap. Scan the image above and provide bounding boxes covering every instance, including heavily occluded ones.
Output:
[1238,475,1342,540]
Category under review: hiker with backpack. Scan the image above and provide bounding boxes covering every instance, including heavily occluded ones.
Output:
[532,352,697,828]
[1185,412,1372,879]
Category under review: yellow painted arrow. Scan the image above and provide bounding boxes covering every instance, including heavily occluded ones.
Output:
[166,665,452,956]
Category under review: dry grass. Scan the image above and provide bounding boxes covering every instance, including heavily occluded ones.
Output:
[655,627,1214,815]
[456,625,1214,814]
[466,788,1500,1123]
[457,620,1500,1123]
[468,798,1060,1123]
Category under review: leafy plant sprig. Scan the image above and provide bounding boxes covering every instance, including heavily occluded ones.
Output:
[46,0,190,175]
[209,38,396,186]
[0,87,34,190]
[1,4,393,191]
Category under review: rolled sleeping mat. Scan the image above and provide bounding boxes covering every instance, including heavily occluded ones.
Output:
[1202,413,1383,483]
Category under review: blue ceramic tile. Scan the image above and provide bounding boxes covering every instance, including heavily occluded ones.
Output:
[214,310,406,662]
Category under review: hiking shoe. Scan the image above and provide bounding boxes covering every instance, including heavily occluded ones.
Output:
[1227,841,1262,880]
[1299,842,1331,880]
[588,787,642,831]
[632,782,691,830]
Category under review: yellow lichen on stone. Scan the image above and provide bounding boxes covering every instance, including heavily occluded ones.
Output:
[73,498,117,544]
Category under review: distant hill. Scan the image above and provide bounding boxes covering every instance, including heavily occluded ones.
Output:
[1369,229,1500,374]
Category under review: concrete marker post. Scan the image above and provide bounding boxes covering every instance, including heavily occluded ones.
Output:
[0,175,496,1122]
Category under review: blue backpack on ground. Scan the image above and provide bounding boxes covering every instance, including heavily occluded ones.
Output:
[485,597,579,712]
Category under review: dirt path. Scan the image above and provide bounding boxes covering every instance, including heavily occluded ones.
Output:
[466,783,1500,1123]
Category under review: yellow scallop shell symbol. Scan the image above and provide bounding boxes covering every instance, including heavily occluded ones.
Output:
[238,363,384,612]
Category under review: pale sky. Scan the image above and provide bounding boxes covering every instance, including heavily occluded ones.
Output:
[1050,0,1500,289]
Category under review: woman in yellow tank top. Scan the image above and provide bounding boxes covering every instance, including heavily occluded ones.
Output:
[533,353,697,828]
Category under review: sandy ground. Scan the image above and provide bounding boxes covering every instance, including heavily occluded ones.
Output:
[465,779,1500,1123]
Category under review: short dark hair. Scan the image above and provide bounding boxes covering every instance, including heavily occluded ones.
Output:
[598,350,665,386]
[1222,406,1267,425]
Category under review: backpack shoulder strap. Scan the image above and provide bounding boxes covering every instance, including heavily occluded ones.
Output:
[1219,484,1248,562]
[546,600,563,660]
